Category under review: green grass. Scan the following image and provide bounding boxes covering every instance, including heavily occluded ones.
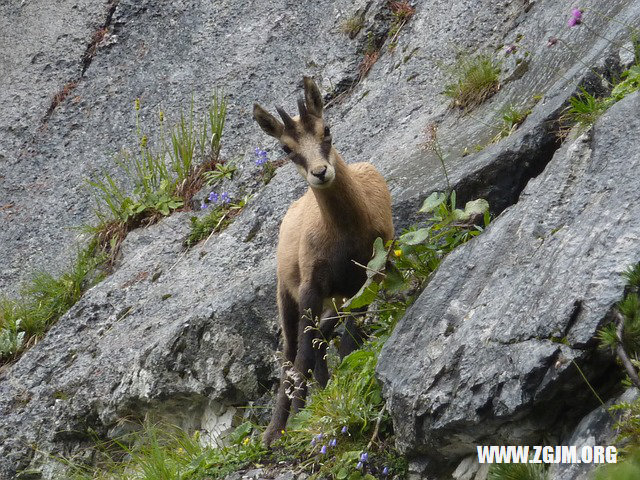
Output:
[0,243,106,362]
[566,65,640,128]
[185,195,249,248]
[444,53,501,110]
[339,14,364,38]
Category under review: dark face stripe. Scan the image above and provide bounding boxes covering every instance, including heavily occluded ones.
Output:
[291,153,307,167]
[320,139,331,159]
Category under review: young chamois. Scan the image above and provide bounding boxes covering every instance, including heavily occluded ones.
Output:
[253,77,394,446]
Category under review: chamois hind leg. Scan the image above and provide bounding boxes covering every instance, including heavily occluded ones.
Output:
[263,286,299,447]
[313,312,339,388]
[291,285,324,413]
[338,307,367,359]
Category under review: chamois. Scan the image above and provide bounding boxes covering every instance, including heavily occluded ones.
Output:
[253,77,394,446]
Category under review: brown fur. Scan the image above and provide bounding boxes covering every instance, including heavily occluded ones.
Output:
[253,77,394,446]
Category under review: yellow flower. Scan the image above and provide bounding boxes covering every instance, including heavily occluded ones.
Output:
[177,447,184,454]
[243,437,250,445]
[158,111,164,122]
[281,429,285,435]
[394,249,403,257]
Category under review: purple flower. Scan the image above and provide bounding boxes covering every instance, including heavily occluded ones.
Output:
[360,452,369,463]
[316,433,324,440]
[504,44,517,55]
[208,191,219,203]
[568,8,582,27]
[320,445,328,455]
[220,192,230,204]
[200,202,208,210]
[255,147,269,166]
[382,466,389,476]
[329,438,337,448]
[311,437,317,446]
[356,462,363,470]
[341,426,348,435]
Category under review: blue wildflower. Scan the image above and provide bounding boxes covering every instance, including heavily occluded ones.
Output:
[329,438,337,448]
[200,202,208,210]
[360,452,369,463]
[320,445,328,455]
[356,462,363,470]
[311,437,317,446]
[341,426,348,435]
[221,192,230,204]
[382,466,389,476]
[208,191,219,203]
[255,147,269,166]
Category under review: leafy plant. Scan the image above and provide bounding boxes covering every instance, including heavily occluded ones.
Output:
[492,103,531,142]
[203,161,236,186]
[444,53,501,109]
[566,88,611,127]
[344,190,490,310]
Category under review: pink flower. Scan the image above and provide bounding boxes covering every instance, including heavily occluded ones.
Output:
[568,8,582,27]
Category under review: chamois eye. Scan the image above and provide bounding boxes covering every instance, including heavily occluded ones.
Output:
[324,126,331,137]
[282,145,292,154]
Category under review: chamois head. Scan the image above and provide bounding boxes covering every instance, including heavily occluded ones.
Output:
[253,77,336,189]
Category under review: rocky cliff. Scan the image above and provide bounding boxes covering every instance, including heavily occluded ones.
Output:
[1,0,639,479]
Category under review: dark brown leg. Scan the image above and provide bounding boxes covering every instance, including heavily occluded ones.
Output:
[290,285,324,413]
[263,286,299,446]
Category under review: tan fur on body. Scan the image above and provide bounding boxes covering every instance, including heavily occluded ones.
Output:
[253,77,394,446]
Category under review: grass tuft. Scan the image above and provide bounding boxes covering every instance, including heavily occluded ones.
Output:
[444,53,501,110]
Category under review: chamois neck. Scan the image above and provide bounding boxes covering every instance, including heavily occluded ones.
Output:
[311,152,367,230]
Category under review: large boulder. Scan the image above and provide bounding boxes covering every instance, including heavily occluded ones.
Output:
[377,92,640,476]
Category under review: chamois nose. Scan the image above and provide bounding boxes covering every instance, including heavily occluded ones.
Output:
[311,166,327,180]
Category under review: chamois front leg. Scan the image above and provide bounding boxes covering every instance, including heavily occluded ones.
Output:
[263,286,299,447]
[291,284,325,413]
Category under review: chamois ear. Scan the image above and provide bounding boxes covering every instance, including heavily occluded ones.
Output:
[303,76,323,118]
[253,103,284,138]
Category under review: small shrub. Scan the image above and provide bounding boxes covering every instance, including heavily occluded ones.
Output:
[443,53,501,110]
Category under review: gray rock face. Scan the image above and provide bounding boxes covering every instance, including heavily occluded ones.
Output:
[548,388,638,480]
[2,0,640,478]
[377,92,640,474]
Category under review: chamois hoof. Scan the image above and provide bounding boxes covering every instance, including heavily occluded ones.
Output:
[262,424,283,447]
